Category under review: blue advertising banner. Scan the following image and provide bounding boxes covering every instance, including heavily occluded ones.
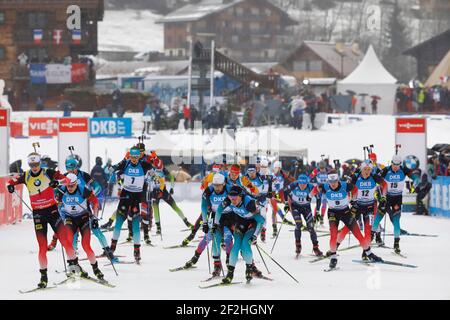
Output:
[430,176,450,218]
[90,118,132,138]
[30,64,46,84]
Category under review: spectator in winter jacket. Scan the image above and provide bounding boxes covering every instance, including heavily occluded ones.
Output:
[90,157,108,191]
[414,174,432,215]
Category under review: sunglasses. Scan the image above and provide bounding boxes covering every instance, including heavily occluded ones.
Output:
[229,195,239,200]
[29,163,40,168]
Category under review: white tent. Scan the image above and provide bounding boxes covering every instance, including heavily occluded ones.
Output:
[337,45,398,115]
[145,132,176,157]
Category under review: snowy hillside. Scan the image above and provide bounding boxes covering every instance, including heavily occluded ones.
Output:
[98,10,164,53]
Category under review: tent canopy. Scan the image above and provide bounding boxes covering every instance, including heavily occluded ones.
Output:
[339,45,397,84]
[425,49,450,89]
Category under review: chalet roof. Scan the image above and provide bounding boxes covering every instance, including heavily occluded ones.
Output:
[404,29,450,56]
[156,0,295,24]
[280,41,362,76]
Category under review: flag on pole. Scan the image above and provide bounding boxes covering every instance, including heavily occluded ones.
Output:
[33,29,43,44]
[72,29,81,45]
[53,29,63,45]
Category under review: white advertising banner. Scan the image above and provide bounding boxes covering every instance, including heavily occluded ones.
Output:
[58,118,90,172]
[0,109,9,176]
[45,64,72,84]
[395,118,427,173]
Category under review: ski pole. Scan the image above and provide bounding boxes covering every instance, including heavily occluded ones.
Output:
[255,242,271,274]
[270,211,286,254]
[13,190,33,213]
[206,235,211,274]
[383,209,387,244]
[60,242,67,273]
[101,173,115,220]
[256,244,299,284]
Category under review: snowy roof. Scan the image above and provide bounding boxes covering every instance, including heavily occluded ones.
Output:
[156,0,295,24]
[280,41,362,77]
[96,60,189,78]
[339,45,397,84]
[156,0,244,23]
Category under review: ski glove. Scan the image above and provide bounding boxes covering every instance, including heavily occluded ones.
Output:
[49,180,59,188]
[202,223,209,234]
[249,235,257,245]
[7,185,14,194]
[211,223,220,233]
[283,204,290,213]
[169,188,174,195]
[91,218,99,230]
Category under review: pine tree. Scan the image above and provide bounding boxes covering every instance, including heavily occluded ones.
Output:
[383,0,413,82]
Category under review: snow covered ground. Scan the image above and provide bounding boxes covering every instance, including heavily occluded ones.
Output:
[0,199,449,299]
[98,10,164,53]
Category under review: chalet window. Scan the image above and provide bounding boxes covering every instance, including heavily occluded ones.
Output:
[250,22,260,31]
[236,7,244,16]
[251,7,260,15]
[197,20,207,29]
[169,50,173,57]
[231,35,239,44]
[251,37,261,45]
[309,60,323,71]
[293,61,307,72]
[0,12,5,25]
[0,46,5,60]
[28,12,47,29]
[178,49,183,57]
[234,22,243,30]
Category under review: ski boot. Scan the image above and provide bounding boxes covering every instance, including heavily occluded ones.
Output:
[143,225,151,245]
[329,257,338,269]
[212,260,222,277]
[272,224,278,237]
[184,252,200,269]
[250,263,263,278]
[364,248,383,262]
[325,242,340,257]
[245,264,253,282]
[47,236,57,251]
[312,244,323,257]
[67,258,88,278]
[38,269,48,289]
[222,266,235,284]
[318,215,324,226]
[156,222,162,235]
[375,232,384,246]
[110,239,118,253]
[134,244,141,263]
[295,240,302,256]
[103,246,118,263]
[143,232,152,246]
[183,218,194,230]
[126,231,133,242]
[91,262,104,280]
[394,237,401,254]
[101,219,113,230]
[260,227,266,242]
[181,232,195,247]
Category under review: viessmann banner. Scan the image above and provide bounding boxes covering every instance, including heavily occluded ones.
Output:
[89,118,132,138]
[28,117,58,136]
